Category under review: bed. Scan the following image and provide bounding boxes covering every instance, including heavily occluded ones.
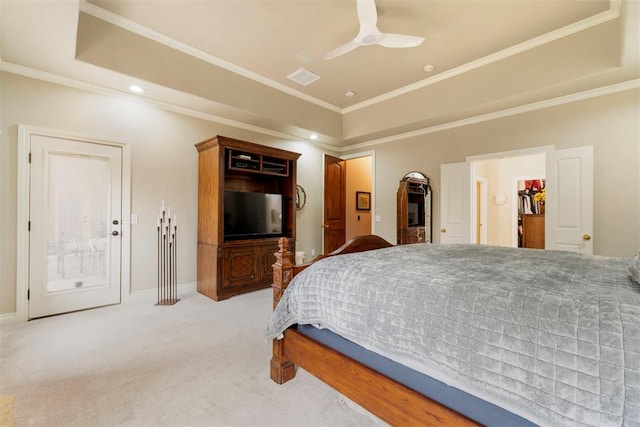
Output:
[266,235,640,426]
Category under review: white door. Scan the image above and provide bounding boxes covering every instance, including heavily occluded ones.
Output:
[440,162,472,243]
[545,146,594,254]
[29,135,122,319]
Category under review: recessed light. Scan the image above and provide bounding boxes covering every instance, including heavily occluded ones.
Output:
[423,65,434,73]
[309,134,318,140]
[129,85,144,93]
[344,90,356,98]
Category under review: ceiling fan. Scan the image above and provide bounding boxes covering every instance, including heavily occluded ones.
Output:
[324,0,425,60]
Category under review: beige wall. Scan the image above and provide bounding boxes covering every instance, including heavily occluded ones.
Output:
[0,72,331,316]
[349,88,640,257]
[2,72,639,317]
[474,154,545,247]
[345,156,372,240]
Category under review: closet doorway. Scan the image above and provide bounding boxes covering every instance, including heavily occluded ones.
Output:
[515,176,545,249]
[444,145,592,253]
[472,152,545,248]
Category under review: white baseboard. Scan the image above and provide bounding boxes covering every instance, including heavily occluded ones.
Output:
[0,282,198,325]
[0,312,17,326]
[128,282,197,304]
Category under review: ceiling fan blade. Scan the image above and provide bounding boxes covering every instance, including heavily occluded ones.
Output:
[357,0,378,27]
[324,39,361,60]
[325,0,424,60]
[377,33,425,48]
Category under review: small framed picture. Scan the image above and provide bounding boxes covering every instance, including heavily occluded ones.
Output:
[356,191,371,211]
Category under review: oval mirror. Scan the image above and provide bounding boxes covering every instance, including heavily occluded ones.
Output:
[295,185,307,210]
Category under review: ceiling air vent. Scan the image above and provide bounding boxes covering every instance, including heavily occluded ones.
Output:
[287,68,320,87]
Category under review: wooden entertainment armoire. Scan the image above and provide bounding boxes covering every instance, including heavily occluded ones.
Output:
[195,135,300,301]
[397,172,432,244]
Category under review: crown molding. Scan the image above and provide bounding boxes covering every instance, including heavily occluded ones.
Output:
[79,1,622,116]
[0,60,338,150]
[79,2,342,114]
[339,78,640,152]
[3,61,636,153]
[342,1,622,114]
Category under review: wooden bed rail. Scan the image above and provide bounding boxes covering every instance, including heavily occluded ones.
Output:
[271,235,393,305]
[269,235,480,426]
[270,235,393,384]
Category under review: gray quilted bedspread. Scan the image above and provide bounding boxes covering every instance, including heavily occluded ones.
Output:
[265,244,640,426]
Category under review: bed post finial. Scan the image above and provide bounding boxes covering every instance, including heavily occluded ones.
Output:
[272,237,294,309]
[270,237,296,384]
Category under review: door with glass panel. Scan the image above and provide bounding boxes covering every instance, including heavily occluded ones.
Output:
[29,135,122,319]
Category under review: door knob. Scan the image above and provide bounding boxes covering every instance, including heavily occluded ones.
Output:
[112,220,119,225]
[583,234,591,241]
[440,228,446,233]
[112,231,119,236]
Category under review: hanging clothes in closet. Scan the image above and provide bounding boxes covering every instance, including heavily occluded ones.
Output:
[518,180,545,215]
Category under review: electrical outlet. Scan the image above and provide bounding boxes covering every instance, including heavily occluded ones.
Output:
[131,213,139,224]
[375,215,382,222]
[311,248,316,256]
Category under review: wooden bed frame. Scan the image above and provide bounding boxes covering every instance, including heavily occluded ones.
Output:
[270,235,480,426]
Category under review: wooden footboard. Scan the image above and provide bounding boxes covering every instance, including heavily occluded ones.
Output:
[269,236,480,426]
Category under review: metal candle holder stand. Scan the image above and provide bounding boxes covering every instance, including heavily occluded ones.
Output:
[156,201,179,305]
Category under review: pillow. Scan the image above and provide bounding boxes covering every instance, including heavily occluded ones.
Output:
[630,253,640,285]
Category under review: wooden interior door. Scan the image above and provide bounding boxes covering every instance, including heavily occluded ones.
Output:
[323,154,346,254]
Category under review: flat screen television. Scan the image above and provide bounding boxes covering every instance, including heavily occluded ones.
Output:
[408,202,420,226]
[408,201,425,226]
[224,190,283,240]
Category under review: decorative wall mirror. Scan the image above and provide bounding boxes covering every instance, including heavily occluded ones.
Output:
[295,185,307,210]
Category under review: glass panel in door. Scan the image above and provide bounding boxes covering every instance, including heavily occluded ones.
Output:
[46,153,111,293]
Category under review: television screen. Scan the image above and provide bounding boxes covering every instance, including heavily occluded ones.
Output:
[408,201,425,226]
[224,190,283,240]
[408,202,419,226]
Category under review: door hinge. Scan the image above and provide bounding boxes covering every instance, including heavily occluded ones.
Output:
[27,289,30,300]
[28,152,31,163]
[28,221,31,231]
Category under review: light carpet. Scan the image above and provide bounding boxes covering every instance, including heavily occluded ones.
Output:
[0,289,377,426]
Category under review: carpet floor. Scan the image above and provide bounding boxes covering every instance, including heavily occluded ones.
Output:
[0,289,378,426]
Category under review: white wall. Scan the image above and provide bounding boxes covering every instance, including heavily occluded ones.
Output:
[0,72,331,315]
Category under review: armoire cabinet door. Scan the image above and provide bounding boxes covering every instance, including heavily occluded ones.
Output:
[221,246,259,289]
